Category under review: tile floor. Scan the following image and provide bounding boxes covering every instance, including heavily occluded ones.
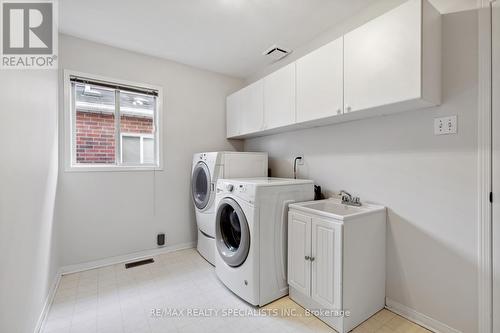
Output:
[42,249,431,333]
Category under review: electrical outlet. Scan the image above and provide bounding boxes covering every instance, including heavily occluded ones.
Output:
[157,233,165,246]
[434,116,457,135]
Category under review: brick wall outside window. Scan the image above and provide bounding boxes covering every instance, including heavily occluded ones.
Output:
[76,111,153,164]
[120,115,153,134]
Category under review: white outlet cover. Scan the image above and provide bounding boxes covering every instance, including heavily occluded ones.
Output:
[434,115,457,135]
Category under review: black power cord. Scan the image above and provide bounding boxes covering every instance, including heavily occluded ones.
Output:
[293,156,302,179]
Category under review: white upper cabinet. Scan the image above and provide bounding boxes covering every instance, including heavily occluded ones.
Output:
[296,37,343,122]
[344,0,441,113]
[226,80,264,138]
[226,91,241,137]
[263,63,296,130]
[226,0,441,139]
[240,80,264,135]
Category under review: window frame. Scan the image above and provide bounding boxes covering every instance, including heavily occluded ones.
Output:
[64,70,163,172]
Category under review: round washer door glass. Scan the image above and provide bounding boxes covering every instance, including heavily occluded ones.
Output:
[216,198,250,267]
[192,162,211,210]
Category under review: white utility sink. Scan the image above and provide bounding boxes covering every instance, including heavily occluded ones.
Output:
[289,198,385,220]
[288,198,387,332]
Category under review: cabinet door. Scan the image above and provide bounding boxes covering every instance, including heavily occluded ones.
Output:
[226,91,241,138]
[344,0,421,113]
[296,37,343,122]
[240,80,264,135]
[288,212,311,295]
[263,62,296,130]
[311,217,342,310]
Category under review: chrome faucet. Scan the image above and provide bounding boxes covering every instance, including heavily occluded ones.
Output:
[339,190,362,206]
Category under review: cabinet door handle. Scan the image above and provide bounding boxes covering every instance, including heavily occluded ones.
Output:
[310,257,315,262]
[304,256,310,260]
[345,105,352,112]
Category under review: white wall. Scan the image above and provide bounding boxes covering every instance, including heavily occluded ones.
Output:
[245,10,478,333]
[0,71,59,333]
[57,34,243,266]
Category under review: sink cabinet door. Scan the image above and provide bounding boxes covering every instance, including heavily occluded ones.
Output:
[311,217,342,310]
[288,212,311,296]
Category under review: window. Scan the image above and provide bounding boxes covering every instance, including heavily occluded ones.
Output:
[120,133,155,164]
[65,72,162,170]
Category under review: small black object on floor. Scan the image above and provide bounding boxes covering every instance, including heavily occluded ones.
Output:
[125,258,154,269]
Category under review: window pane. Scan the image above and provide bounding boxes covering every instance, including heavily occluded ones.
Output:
[143,138,155,164]
[119,90,156,165]
[122,136,141,164]
[74,83,116,164]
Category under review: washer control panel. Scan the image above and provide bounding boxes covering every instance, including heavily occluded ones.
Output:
[217,180,255,204]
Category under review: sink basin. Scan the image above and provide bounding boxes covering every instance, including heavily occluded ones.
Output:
[289,198,385,220]
[300,201,366,216]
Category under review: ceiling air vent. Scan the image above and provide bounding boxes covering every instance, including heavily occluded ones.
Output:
[263,45,291,61]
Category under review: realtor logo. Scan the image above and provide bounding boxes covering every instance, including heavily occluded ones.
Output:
[1,0,58,69]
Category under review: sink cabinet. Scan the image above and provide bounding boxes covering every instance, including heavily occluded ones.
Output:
[288,213,342,310]
[288,200,386,333]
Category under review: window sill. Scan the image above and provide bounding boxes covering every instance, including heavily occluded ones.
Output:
[65,165,163,173]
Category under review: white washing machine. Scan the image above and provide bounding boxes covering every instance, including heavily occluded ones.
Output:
[214,177,314,306]
[191,152,268,265]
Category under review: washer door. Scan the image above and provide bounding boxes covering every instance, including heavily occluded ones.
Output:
[216,198,250,267]
[192,161,211,210]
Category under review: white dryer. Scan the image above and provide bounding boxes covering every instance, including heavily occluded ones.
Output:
[191,152,268,265]
[214,177,314,306]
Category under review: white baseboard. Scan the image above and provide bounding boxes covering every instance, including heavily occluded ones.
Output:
[60,242,196,275]
[385,298,462,333]
[34,269,62,333]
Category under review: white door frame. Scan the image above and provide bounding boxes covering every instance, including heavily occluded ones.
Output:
[491,1,500,332]
[477,1,493,333]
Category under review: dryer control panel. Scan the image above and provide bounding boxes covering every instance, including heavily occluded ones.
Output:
[193,152,218,167]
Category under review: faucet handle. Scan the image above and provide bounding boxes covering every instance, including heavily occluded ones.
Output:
[340,190,352,203]
[339,190,362,206]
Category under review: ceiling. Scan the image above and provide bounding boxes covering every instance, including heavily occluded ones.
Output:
[60,0,380,78]
[60,0,478,79]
